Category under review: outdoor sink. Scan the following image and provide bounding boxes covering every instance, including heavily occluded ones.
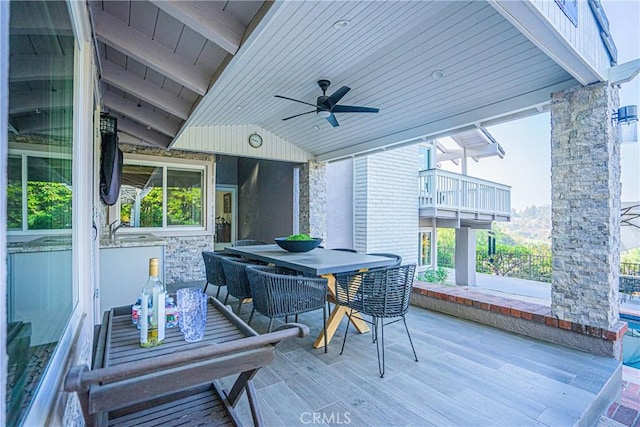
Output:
[116,234,151,241]
[24,236,72,247]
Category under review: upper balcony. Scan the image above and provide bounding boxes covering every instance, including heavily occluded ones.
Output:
[418,169,511,222]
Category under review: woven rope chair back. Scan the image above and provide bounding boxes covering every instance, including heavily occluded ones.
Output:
[367,253,402,267]
[232,239,267,247]
[334,264,416,318]
[246,265,327,318]
[202,252,226,288]
[220,257,253,300]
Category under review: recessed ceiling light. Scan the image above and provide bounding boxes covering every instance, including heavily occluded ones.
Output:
[146,125,151,130]
[313,125,320,130]
[333,20,350,30]
[431,70,445,80]
[236,106,243,110]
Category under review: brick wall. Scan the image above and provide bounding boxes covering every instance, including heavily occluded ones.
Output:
[354,146,419,265]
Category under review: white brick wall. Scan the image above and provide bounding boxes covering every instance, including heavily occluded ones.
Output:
[354,146,419,265]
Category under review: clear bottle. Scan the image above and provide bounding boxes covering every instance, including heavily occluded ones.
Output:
[165,296,179,328]
[140,258,166,347]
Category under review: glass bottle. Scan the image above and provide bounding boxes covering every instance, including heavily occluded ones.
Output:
[140,258,166,347]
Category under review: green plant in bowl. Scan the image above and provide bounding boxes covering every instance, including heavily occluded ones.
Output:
[286,233,313,241]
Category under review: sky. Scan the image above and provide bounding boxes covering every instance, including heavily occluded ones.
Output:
[443,0,640,211]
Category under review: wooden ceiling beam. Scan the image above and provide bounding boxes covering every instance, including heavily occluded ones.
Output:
[150,1,244,54]
[9,91,72,115]
[102,91,180,138]
[92,8,209,95]
[101,60,191,120]
[9,1,73,36]
[9,56,73,82]
[117,131,157,148]
[112,115,172,149]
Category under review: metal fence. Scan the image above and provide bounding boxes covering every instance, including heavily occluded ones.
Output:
[437,246,640,282]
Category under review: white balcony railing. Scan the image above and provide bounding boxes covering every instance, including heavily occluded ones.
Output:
[418,169,511,217]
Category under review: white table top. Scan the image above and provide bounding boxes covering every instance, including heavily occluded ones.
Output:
[225,244,395,275]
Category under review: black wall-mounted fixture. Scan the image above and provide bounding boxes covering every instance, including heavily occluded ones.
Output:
[99,114,123,205]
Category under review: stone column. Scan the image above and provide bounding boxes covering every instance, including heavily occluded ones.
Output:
[551,82,620,329]
[455,227,476,286]
[299,161,326,240]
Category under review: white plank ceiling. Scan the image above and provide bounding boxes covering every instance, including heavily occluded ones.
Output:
[9,0,583,157]
[183,0,580,161]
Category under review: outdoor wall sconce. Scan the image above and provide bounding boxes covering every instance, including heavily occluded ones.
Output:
[614,105,638,144]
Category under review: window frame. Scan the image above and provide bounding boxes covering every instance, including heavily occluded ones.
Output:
[117,154,209,233]
[7,147,74,235]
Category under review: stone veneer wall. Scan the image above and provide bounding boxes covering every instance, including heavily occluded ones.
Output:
[299,161,327,239]
[354,146,419,265]
[163,235,214,285]
[550,82,621,329]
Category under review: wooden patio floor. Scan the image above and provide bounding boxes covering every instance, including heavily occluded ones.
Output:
[194,285,621,427]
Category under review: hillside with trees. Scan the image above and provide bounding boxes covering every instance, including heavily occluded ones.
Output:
[436,204,640,280]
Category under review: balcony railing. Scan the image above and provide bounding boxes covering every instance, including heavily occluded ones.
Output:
[418,169,511,217]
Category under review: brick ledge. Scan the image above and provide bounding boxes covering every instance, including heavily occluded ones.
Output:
[412,282,628,342]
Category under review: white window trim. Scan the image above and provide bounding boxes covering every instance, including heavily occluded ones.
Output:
[7,149,74,235]
[1,1,10,423]
[22,13,95,425]
[117,154,211,235]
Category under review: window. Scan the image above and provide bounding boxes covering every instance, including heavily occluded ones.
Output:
[419,230,432,267]
[418,146,432,170]
[8,153,73,231]
[120,161,204,229]
[6,1,76,424]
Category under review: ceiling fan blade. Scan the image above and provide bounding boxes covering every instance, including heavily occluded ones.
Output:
[275,95,318,108]
[326,86,350,107]
[326,113,339,127]
[332,105,379,114]
[282,110,316,121]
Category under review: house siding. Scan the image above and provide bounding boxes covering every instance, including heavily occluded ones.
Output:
[354,146,419,266]
[172,125,311,163]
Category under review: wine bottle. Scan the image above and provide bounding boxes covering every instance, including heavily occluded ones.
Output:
[140,258,166,347]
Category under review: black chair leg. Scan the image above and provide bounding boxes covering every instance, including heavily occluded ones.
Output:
[402,316,418,362]
[224,293,229,305]
[237,299,243,314]
[203,282,209,293]
[375,317,385,378]
[248,308,255,325]
[215,286,221,299]
[340,309,353,355]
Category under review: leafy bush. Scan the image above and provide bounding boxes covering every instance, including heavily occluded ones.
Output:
[419,267,448,284]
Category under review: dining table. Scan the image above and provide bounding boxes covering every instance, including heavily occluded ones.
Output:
[225,244,397,349]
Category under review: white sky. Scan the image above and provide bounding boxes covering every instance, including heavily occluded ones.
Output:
[443,0,640,211]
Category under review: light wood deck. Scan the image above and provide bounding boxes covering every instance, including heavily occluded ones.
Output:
[192,285,620,427]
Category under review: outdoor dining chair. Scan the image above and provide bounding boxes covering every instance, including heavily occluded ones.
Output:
[334,263,418,377]
[245,264,328,352]
[232,239,267,246]
[367,252,402,266]
[202,251,227,299]
[220,256,254,313]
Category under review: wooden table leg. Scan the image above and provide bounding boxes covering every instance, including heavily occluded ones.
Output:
[313,274,370,349]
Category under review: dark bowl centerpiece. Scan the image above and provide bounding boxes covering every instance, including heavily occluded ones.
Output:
[274,234,322,253]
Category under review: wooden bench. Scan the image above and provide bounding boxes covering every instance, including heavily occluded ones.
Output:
[64,297,308,426]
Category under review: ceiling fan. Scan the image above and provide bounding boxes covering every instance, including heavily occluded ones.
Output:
[275,79,379,127]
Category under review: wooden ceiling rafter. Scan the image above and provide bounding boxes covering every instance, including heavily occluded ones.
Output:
[102,91,180,138]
